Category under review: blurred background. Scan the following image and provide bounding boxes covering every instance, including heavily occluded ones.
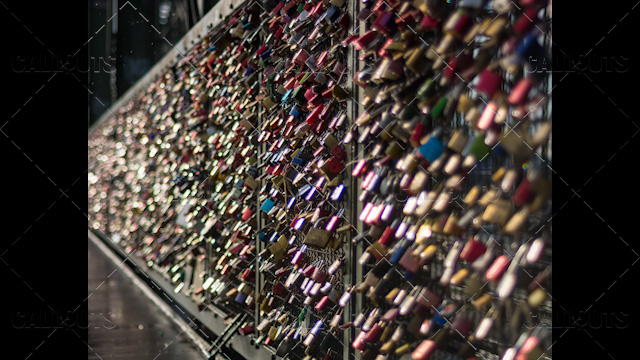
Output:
[89,0,219,126]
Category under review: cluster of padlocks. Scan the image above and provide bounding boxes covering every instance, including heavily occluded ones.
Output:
[88,0,552,359]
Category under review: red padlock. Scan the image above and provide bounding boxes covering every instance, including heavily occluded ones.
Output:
[460,236,487,262]
[420,13,440,31]
[365,323,383,342]
[302,264,315,277]
[241,268,255,282]
[308,0,323,18]
[513,176,534,206]
[272,281,286,296]
[292,48,309,64]
[326,157,345,174]
[412,340,437,360]
[239,324,254,335]
[304,87,316,101]
[305,104,324,124]
[378,226,395,248]
[475,69,502,99]
[452,315,473,338]
[330,145,347,160]
[513,8,539,36]
[372,12,394,36]
[353,30,376,50]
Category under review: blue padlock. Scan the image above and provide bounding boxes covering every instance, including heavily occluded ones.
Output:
[389,239,411,264]
[260,198,275,213]
[325,5,339,22]
[259,49,272,59]
[419,137,444,162]
[516,33,544,61]
[433,301,457,326]
[235,292,247,304]
[282,89,293,103]
[289,105,300,118]
[292,151,310,165]
[287,197,296,209]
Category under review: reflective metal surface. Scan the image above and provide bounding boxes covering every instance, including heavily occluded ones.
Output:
[88,239,205,360]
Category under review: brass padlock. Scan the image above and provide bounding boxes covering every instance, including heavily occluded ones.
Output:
[447,130,468,153]
[408,170,429,194]
[244,176,258,190]
[504,207,531,234]
[303,218,332,249]
[482,199,514,226]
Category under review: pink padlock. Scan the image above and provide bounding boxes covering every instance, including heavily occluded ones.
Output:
[292,48,309,64]
[477,102,498,130]
[304,87,316,102]
[333,61,347,76]
[312,267,327,282]
[508,78,534,105]
[291,249,305,265]
[241,207,253,221]
[486,255,510,282]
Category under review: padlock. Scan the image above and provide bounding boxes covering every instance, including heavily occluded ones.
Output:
[303,217,333,249]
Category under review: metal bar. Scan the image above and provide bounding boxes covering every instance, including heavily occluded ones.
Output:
[254,67,265,342]
[350,3,365,360]
[209,313,249,356]
[343,1,358,358]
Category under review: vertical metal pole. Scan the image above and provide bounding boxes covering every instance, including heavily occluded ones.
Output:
[344,1,356,358]
[207,231,213,305]
[542,6,551,162]
[109,0,118,105]
[347,2,365,360]
[254,68,264,339]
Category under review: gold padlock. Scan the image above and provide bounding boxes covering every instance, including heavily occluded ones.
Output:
[472,293,493,310]
[303,227,332,249]
[447,130,468,153]
[244,176,258,190]
[482,199,514,226]
[385,141,405,160]
[408,170,429,194]
[504,207,531,234]
[443,214,462,235]
[457,93,474,114]
[478,189,499,207]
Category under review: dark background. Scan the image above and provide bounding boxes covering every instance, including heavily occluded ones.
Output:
[0,0,639,359]
[550,2,640,358]
[89,0,219,126]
